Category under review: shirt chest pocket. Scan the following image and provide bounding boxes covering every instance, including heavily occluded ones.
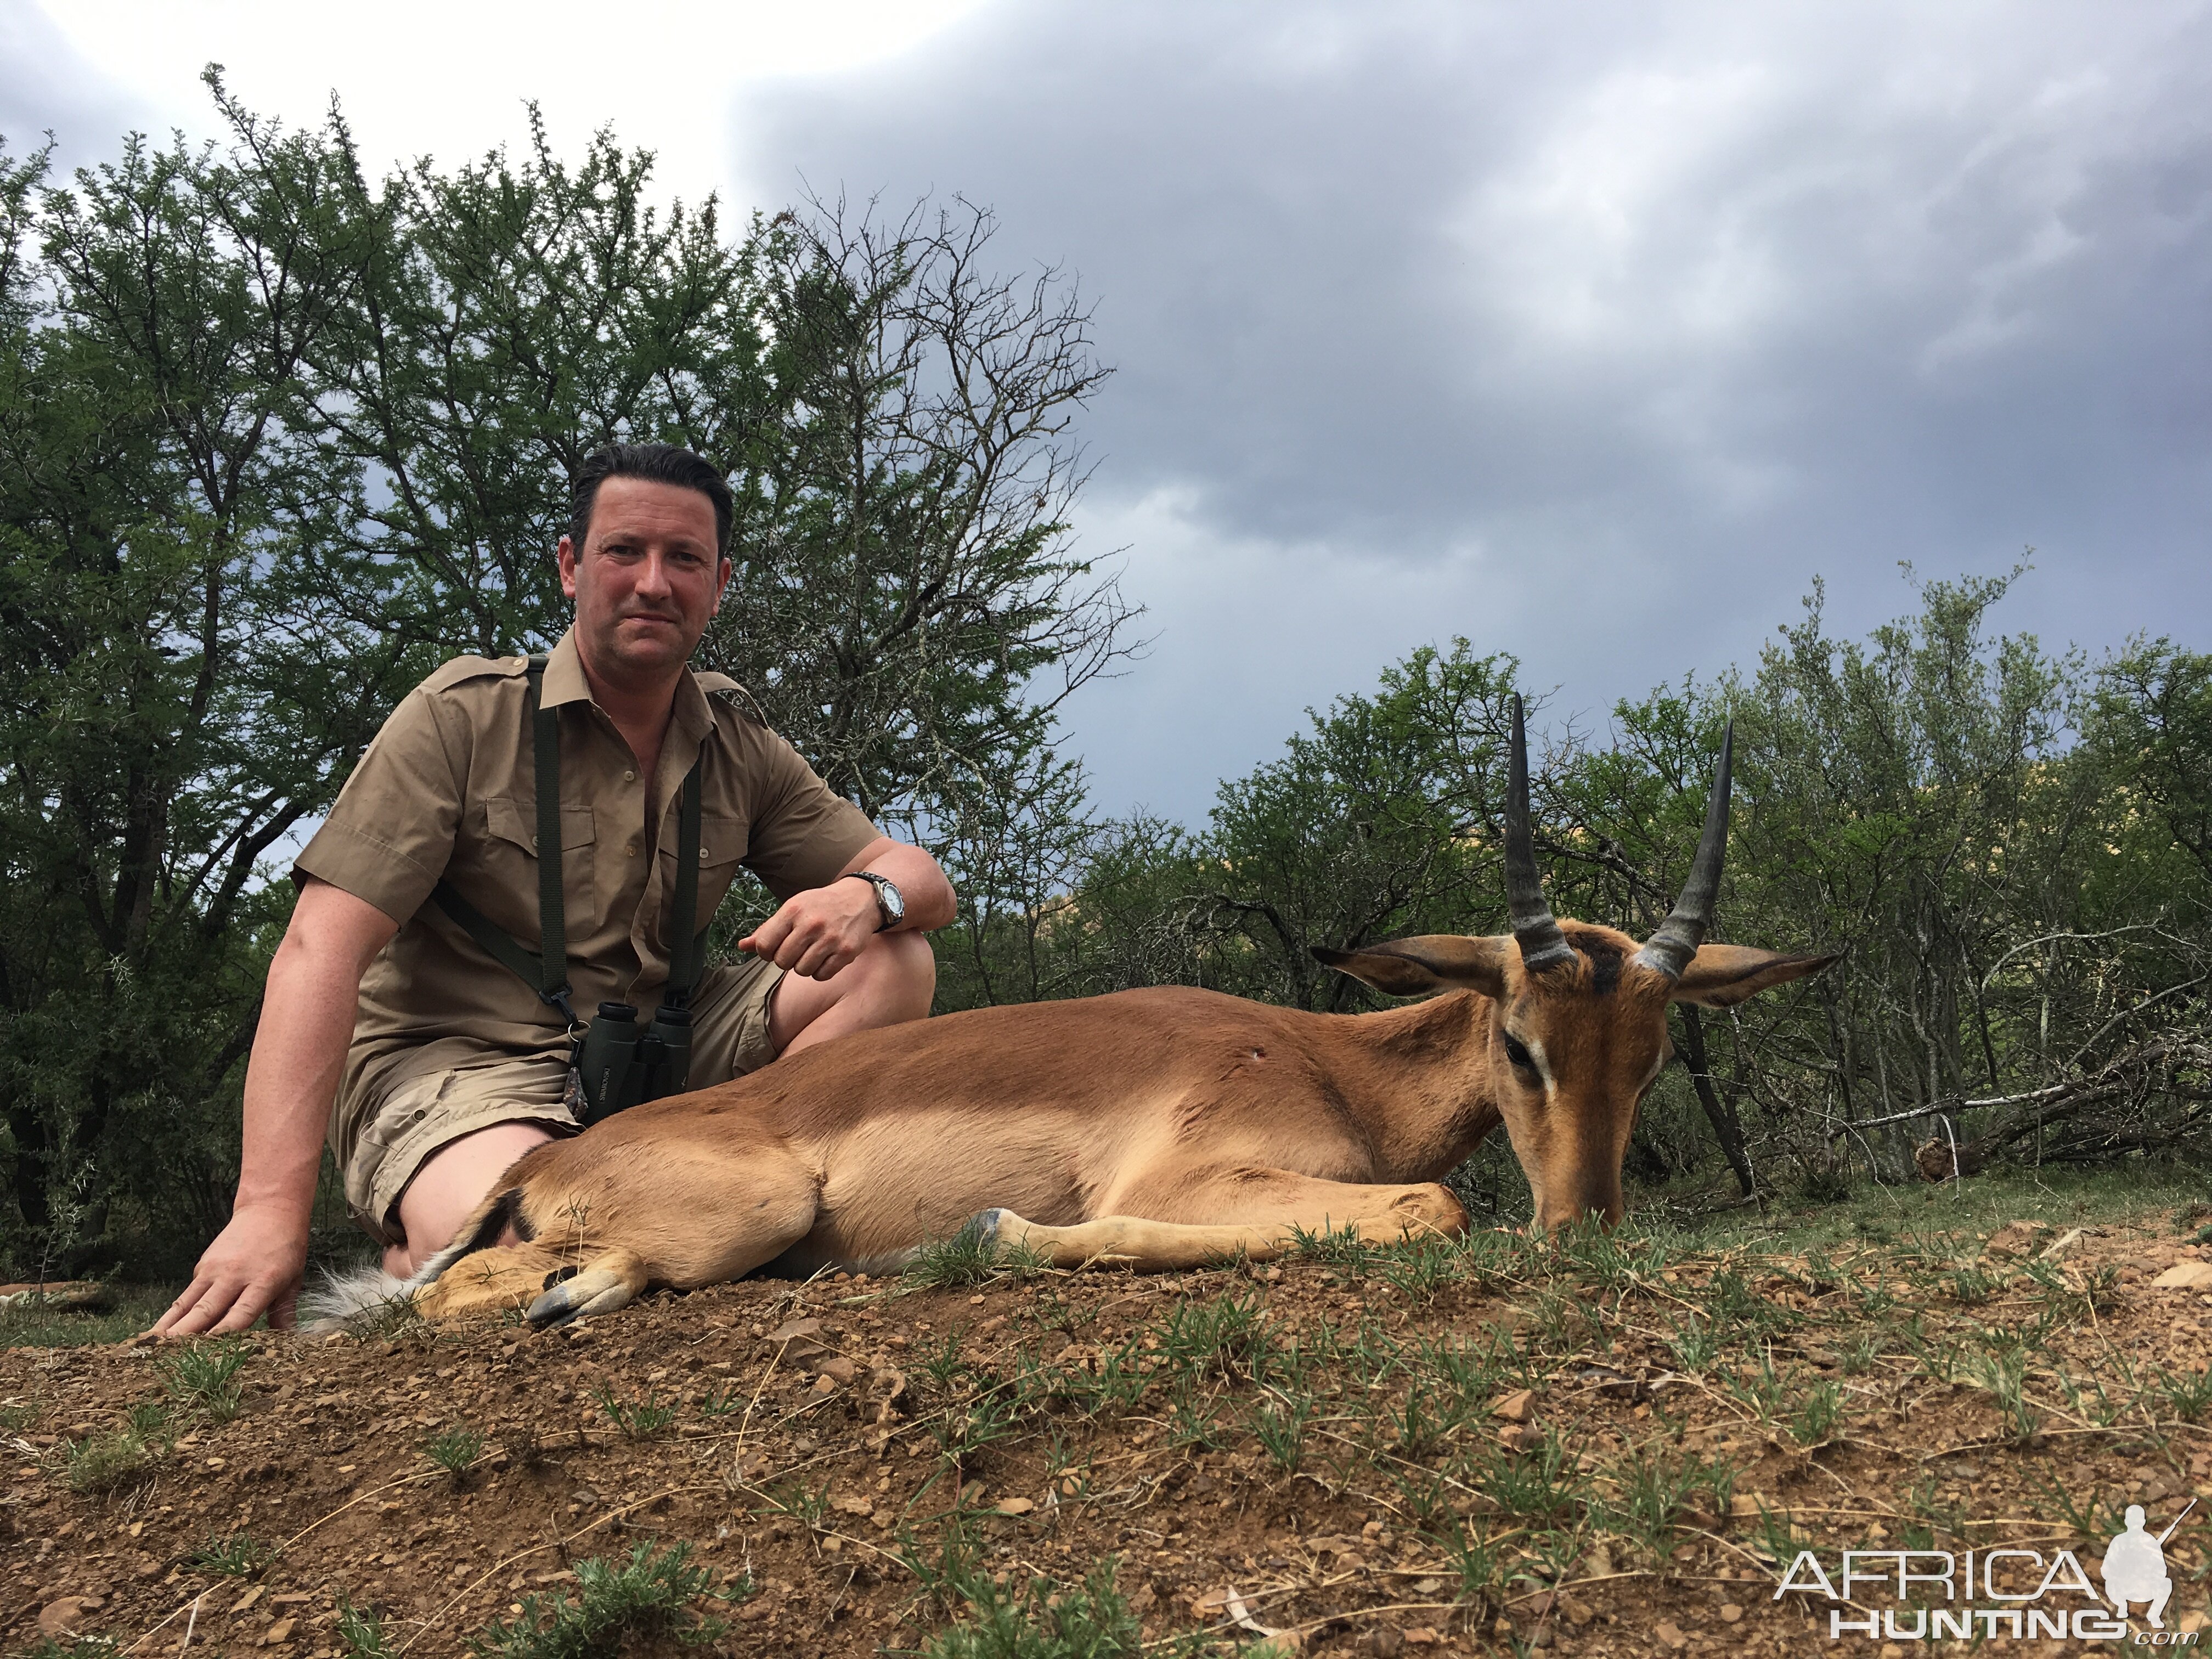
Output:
[481,797,600,937]
[667,812,752,921]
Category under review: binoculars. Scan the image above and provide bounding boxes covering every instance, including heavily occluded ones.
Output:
[573,1000,693,1126]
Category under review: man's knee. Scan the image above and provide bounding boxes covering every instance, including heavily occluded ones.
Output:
[396,1120,556,1271]
[871,928,935,1018]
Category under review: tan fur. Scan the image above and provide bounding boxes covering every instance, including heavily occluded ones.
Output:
[416,927,1832,1325]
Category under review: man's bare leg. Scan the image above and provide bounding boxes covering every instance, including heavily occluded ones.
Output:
[769,928,935,1056]
[384,1121,556,1278]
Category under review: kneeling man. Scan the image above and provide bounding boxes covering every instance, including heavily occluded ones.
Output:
[157,444,952,1334]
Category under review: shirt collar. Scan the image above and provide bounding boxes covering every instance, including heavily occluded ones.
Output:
[539,629,594,709]
[540,627,715,754]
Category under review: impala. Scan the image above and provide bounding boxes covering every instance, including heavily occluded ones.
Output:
[315,699,1832,1328]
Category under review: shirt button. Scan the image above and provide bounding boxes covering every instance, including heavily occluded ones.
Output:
[627,843,640,857]
[623,770,635,782]
[699,848,709,861]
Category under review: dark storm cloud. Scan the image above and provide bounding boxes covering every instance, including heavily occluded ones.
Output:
[737,1,2212,820]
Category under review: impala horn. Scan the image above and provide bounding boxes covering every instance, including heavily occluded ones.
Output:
[1633,718,1735,980]
[1504,695,1575,972]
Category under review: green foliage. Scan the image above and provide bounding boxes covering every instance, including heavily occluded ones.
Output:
[469,1541,731,1659]
[0,89,1128,1274]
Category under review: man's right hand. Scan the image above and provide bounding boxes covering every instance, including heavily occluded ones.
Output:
[152,1202,311,1336]
[149,878,397,1340]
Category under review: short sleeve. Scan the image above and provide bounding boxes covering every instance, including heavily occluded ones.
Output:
[295,690,464,924]
[738,729,880,900]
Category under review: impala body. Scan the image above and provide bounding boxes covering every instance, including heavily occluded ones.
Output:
[311,701,1831,1329]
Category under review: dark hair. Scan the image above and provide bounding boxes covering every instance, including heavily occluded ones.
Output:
[568,443,734,557]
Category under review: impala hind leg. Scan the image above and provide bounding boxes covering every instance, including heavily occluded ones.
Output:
[514,1138,823,1329]
[972,1170,1469,1271]
[414,1242,572,1323]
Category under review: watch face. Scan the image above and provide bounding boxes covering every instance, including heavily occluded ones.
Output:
[878,878,905,921]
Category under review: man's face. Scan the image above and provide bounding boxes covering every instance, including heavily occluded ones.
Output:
[557,477,731,685]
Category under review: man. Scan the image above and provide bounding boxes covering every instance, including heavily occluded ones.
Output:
[155,444,952,1335]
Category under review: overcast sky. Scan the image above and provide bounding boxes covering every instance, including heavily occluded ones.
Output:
[6,1,2208,823]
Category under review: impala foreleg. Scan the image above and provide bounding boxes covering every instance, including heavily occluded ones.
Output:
[971,1170,1469,1272]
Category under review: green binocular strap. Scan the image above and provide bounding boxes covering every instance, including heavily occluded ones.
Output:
[431,656,708,1020]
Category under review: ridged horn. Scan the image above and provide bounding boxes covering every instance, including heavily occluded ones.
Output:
[1634,718,1734,980]
[1504,695,1574,972]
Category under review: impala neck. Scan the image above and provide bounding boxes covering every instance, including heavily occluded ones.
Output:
[1332,991,1504,1183]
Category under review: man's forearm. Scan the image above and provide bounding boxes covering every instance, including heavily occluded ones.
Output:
[234,940,357,1216]
[234,906,387,1216]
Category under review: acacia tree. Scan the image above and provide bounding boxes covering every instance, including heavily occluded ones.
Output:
[0,101,413,1262]
[0,91,1137,1273]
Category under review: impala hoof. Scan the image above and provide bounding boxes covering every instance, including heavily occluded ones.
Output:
[525,1264,635,1329]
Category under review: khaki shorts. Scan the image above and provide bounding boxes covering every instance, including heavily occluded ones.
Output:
[338,956,785,1245]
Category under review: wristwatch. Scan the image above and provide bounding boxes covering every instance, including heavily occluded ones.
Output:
[840,871,905,932]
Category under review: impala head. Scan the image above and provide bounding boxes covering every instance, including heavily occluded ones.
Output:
[1314,696,1835,1232]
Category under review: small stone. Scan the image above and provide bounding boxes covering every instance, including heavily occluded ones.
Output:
[1490,1389,1536,1423]
[1719,1602,1743,1623]
[813,1355,857,1384]
[995,1497,1036,1516]
[1655,1620,1688,1649]
[1498,1423,1544,1453]
[262,1616,297,1645]
[1878,1645,1905,1659]
[2152,1262,2212,1290]
[38,1599,93,1638]
[232,1585,266,1615]
[1983,1221,2047,1258]
[1562,1598,1595,1627]
[1730,1492,1762,1517]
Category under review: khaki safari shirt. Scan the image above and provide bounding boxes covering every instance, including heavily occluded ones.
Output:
[294,629,879,1124]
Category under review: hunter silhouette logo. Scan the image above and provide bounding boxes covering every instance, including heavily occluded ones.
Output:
[2105,1501,2194,1629]
[1777,1499,2202,1643]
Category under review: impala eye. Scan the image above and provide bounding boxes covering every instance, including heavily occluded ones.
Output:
[1502,1034,1536,1073]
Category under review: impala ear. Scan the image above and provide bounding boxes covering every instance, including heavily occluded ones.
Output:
[1312,935,1511,1000]
[1668,944,1838,1008]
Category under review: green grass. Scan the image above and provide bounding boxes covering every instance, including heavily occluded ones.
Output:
[902,1223,1048,1291]
[0,1284,170,1348]
[337,1598,396,1659]
[63,1403,172,1495]
[915,1556,1156,1659]
[468,1541,735,1658]
[188,1530,274,1577]
[424,1425,487,1484]
[1668,1160,2212,1252]
[156,1338,250,1423]
[592,1383,675,1442]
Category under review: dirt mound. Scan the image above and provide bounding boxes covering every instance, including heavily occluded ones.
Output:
[5,1218,2211,1656]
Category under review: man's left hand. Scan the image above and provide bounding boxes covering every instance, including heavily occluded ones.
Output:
[739,878,882,979]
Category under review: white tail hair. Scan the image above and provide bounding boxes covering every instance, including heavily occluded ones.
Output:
[297,1235,481,1333]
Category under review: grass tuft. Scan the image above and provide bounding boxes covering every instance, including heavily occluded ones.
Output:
[155,1338,250,1423]
[592,1384,674,1442]
[469,1541,733,1659]
[424,1424,487,1485]
[904,1223,1048,1290]
[188,1530,274,1577]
